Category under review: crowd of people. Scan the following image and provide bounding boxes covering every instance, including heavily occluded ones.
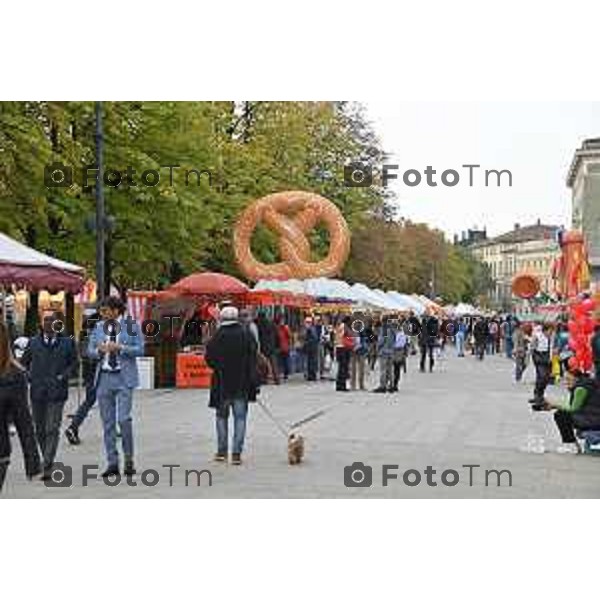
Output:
[2,298,600,490]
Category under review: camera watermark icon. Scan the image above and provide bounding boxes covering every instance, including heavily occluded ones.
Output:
[343,163,373,188]
[344,462,373,487]
[343,162,512,189]
[44,462,73,487]
[44,162,74,188]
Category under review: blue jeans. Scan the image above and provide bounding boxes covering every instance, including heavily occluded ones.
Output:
[456,332,465,356]
[216,399,248,455]
[97,373,134,468]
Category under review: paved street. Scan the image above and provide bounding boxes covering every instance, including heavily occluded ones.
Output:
[3,350,600,498]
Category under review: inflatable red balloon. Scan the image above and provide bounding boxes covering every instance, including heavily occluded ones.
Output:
[582,317,594,335]
[581,298,595,313]
[567,356,581,371]
[567,320,579,335]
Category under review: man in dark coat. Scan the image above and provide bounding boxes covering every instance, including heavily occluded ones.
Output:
[206,306,259,465]
[419,312,439,373]
[256,312,280,384]
[22,311,77,480]
[473,317,488,361]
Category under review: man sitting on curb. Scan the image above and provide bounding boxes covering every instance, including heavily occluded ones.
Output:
[542,366,600,454]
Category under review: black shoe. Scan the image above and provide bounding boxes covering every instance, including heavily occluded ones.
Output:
[102,466,120,478]
[231,453,242,465]
[372,387,386,393]
[65,425,80,446]
[40,469,53,482]
[389,387,398,393]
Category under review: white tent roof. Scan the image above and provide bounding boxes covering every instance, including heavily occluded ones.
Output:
[386,291,424,314]
[0,232,83,272]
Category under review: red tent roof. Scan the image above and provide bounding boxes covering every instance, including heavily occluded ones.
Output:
[168,272,248,297]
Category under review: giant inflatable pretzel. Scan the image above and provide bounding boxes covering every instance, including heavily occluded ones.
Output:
[233,191,351,281]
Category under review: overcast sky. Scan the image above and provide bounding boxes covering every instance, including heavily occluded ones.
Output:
[364,102,600,240]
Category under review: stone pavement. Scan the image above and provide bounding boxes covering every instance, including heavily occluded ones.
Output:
[3,349,600,498]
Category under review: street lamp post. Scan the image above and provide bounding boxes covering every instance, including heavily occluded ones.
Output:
[95,101,106,301]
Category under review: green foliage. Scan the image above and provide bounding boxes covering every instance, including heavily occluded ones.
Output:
[0,101,487,301]
[344,217,492,303]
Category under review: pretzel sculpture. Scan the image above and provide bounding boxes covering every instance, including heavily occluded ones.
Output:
[233,191,351,281]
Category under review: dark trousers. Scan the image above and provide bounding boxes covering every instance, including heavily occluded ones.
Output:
[305,345,318,381]
[31,401,65,471]
[278,351,290,380]
[1,394,41,489]
[554,410,577,443]
[265,353,279,384]
[393,357,407,388]
[71,379,97,429]
[419,345,434,372]
[533,354,550,400]
[515,353,527,381]
[336,347,351,390]
[475,341,486,360]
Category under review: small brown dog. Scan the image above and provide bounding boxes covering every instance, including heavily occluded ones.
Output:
[287,432,305,465]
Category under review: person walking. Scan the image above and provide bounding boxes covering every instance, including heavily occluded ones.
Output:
[473,317,488,361]
[512,321,530,382]
[419,312,438,372]
[256,312,280,385]
[504,316,514,359]
[0,322,41,491]
[334,316,353,392]
[391,325,408,392]
[374,318,395,392]
[205,306,259,465]
[274,315,291,381]
[88,297,143,478]
[22,311,77,481]
[303,316,319,382]
[530,323,552,408]
[455,317,467,357]
[65,312,100,445]
[350,324,368,391]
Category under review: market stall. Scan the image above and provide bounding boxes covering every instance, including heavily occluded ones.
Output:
[0,231,84,334]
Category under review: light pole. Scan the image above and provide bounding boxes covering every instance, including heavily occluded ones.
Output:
[95,101,106,301]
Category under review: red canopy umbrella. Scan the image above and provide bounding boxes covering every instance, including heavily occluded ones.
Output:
[168,272,248,296]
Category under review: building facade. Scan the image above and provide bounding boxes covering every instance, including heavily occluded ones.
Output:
[468,221,560,309]
[567,138,600,290]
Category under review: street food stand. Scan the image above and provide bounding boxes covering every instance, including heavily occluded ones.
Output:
[141,272,249,388]
[0,231,84,334]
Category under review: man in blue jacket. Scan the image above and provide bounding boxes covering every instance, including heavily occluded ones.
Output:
[88,296,143,478]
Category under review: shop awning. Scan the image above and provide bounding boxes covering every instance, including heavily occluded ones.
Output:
[0,232,84,293]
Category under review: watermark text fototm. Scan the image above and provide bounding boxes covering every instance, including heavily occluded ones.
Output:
[344,162,512,188]
[43,462,213,488]
[344,462,512,488]
[44,162,215,190]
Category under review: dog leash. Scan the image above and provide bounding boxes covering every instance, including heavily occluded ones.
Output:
[257,397,344,436]
[256,399,290,438]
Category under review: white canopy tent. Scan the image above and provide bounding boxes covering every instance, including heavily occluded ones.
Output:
[253,278,446,314]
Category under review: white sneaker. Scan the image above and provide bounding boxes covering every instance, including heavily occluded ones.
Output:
[556,443,580,454]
